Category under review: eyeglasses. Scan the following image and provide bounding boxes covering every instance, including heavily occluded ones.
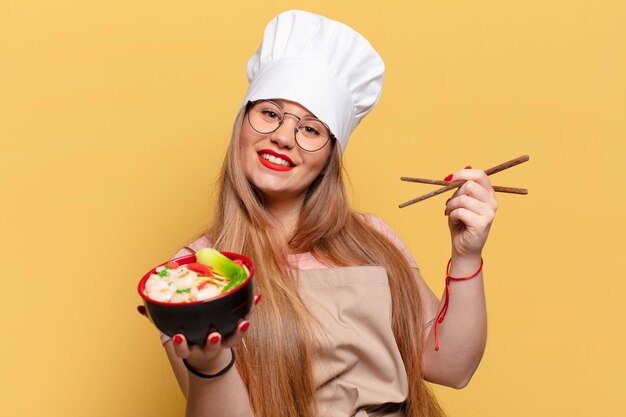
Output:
[245,100,335,152]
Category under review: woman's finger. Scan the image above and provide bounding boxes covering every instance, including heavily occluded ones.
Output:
[172,334,191,359]
[238,294,261,321]
[461,180,496,205]
[137,305,148,317]
[446,195,494,218]
[222,320,252,347]
[202,332,223,353]
[447,180,486,202]
[447,180,497,213]
[448,207,492,234]
[445,186,497,218]
[446,168,495,194]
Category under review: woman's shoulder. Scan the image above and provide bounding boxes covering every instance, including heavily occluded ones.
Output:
[360,213,390,230]
[171,235,212,258]
[359,213,419,269]
[359,213,402,240]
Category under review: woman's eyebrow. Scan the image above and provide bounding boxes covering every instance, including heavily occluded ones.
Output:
[273,99,316,118]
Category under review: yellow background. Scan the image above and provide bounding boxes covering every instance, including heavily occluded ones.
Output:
[1,0,624,415]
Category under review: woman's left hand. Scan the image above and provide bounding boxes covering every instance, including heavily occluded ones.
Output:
[444,168,498,259]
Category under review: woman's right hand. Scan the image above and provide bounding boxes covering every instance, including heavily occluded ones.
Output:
[138,293,261,375]
[171,320,251,374]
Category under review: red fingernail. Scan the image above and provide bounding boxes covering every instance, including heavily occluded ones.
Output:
[444,174,453,181]
[254,294,262,305]
[173,335,183,345]
[209,335,220,344]
[240,321,250,332]
[137,305,147,316]
[465,165,472,169]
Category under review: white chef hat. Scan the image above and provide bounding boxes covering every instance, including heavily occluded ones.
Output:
[241,10,385,152]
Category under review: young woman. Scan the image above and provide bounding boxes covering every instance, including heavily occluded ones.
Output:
[147,10,496,417]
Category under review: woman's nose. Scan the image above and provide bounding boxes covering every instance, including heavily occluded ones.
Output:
[270,116,298,149]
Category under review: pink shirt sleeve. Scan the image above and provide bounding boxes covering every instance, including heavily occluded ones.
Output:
[362,214,419,269]
[171,236,212,259]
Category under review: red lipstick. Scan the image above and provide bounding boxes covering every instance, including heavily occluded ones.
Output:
[257,149,295,172]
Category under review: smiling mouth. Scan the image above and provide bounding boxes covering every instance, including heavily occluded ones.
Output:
[257,151,295,171]
[259,152,294,167]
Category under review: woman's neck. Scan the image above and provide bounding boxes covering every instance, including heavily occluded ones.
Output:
[265,195,304,237]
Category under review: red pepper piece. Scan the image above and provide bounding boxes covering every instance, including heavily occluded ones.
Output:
[197,281,209,290]
[187,263,213,277]
[233,259,243,267]
[166,261,180,269]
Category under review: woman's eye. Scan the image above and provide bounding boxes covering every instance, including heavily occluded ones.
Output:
[262,110,280,119]
[303,126,321,135]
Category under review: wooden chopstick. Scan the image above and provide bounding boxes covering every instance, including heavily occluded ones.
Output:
[400,177,528,195]
[399,155,529,208]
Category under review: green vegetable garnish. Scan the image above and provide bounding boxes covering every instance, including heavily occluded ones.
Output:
[175,288,191,294]
[195,248,248,293]
[158,269,169,277]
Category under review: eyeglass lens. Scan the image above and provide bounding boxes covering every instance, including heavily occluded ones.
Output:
[248,100,330,152]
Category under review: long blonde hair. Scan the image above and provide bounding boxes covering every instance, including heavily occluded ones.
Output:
[207,108,445,417]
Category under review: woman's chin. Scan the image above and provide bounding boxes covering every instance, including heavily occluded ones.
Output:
[256,185,305,205]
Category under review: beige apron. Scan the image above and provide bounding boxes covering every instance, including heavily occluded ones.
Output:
[297,266,408,417]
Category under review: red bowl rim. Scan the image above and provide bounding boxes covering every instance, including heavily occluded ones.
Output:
[137,251,255,306]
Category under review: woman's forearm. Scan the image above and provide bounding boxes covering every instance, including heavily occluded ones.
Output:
[422,255,488,388]
[164,341,254,416]
[185,349,254,417]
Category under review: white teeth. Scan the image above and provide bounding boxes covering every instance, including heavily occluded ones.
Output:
[261,153,292,167]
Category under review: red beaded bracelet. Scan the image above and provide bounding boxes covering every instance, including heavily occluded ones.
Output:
[433,258,483,351]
